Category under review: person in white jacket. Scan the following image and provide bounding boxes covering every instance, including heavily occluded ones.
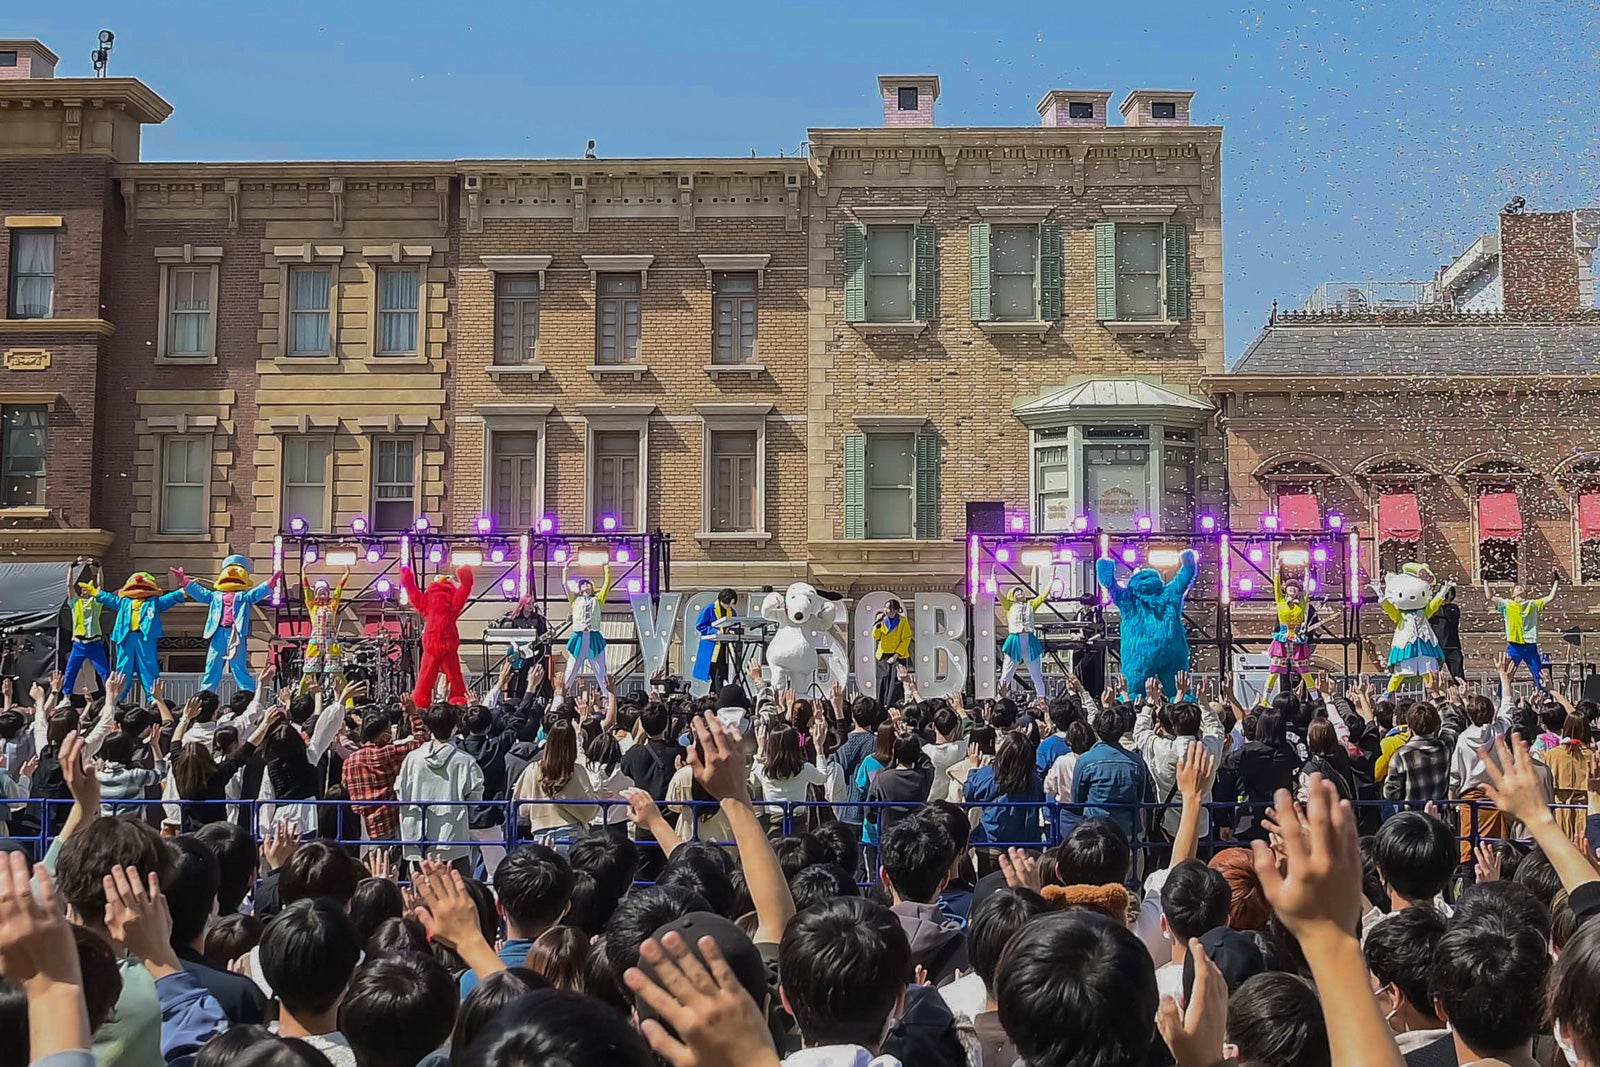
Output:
[396,703,483,873]
[1130,675,1224,840]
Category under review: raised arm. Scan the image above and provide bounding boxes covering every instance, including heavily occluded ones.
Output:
[1094,558,1128,608]
[1028,587,1050,610]
[306,693,344,764]
[451,566,475,613]
[1424,581,1454,618]
[596,563,614,605]
[398,565,424,608]
[329,570,350,612]
[1542,579,1559,607]
[1165,549,1198,596]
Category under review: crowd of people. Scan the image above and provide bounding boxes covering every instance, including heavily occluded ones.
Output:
[0,644,1599,1067]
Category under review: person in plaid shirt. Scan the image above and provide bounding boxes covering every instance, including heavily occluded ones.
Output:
[1382,702,1452,804]
[342,695,427,844]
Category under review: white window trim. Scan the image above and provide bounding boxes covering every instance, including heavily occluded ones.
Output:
[851,205,929,225]
[153,245,223,364]
[362,245,434,362]
[476,403,551,532]
[579,403,654,534]
[860,223,923,330]
[696,402,772,544]
[582,254,654,289]
[154,432,214,541]
[279,433,335,535]
[479,254,552,288]
[1026,421,1199,535]
[977,205,1055,223]
[697,254,772,288]
[368,433,423,532]
[270,244,345,362]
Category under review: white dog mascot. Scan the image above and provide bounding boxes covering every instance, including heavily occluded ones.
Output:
[759,582,849,693]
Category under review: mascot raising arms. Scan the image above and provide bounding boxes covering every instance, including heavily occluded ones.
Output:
[400,564,474,706]
[1374,563,1454,694]
[759,582,848,694]
[176,555,280,692]
[94,571,189,701]
[1095,549,1198,700]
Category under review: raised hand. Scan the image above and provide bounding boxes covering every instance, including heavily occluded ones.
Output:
[624,932,780,1067]
[262,820,299,871]
[58,732,99,814]
[689,713,751,804]
[411,860,484,952]
[102,864,180,970]
[1156,939,1228,1067]
[621,787,665,829]
[1175,741,1215,801]
[1473,843,1501,883]
[1251,778,1363,942]
[0,851,77,987]
[997,847,1042,891]
[1480,733,1553,826]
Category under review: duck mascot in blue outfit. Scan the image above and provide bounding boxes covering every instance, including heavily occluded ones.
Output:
[175,555,280,692]
[93,571,189,701]
[1095,549,1199,699]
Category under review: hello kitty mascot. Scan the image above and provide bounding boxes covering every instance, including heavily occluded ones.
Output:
[1373,562,1455,694]
[759,582,849,693]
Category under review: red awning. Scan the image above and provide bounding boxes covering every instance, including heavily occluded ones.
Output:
[1378,492,1423,543]
[1278,492,1321,532]
[1580,493,1600,541]
[1478,491,1523,541]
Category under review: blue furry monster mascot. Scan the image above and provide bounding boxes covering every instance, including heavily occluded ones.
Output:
[1095,549,1198,699]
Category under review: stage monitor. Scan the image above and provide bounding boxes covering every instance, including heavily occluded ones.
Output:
[966,501,1006,536]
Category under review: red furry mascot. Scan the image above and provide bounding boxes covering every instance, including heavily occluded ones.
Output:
[400,564,474,706]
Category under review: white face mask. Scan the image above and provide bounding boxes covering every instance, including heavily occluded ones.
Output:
[1377,985,1401,1031]
[1552,1020,1581,1066]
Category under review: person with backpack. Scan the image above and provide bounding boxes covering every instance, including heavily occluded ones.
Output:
[1297,716,1354,803]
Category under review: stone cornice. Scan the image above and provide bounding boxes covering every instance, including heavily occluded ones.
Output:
[0,77,172,124]
[457,157,807,179]
[1206,373,1600,394]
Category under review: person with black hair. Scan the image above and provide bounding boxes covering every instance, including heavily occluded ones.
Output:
[788,863,859,910]
[834,696,886,835]
[465,987,656,1067]
[203,913,263,972]
[1153,858,1230,1000]
[1550,919,1600,1067]
[778,897,911,1062]
[600,884,711,1004]
[1430,913,1551,1067]
[397,703,484,874]
[415,968,548,1067]
[1071,703,1150,845]
[173,708,280,832]
[1361,904,1450,1059]
[258,898,362,1065]
[340,952,459,1067]
[196,1027,337,1067]
[0,923,124,1066]
[364,916,429,959]
[1383,703,1452,804]
[878,815,966,984]
[964,732,1044,856]
[1237,707,1301,836]
[348,876,407,945]
[342,698,428,849]
[867,734,931,842]
[1225,972,1332,1067]
[938,886,1049,1061]
[1452,879,1552,942]
[451,843,575,997]
[1367,812,1455,932]
[659,850,737,919]
[922,705,967,801]
[164,835,268,1024]
[193,819,258,915]
[1133,690,1223,841]
[566,829,638,933]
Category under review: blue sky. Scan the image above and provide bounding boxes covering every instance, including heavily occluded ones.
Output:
[14,0,1600,358]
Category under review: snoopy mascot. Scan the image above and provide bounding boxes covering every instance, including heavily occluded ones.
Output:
[759,582,849,693]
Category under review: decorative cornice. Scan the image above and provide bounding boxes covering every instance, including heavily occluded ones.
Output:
[696,253,771,287]
[0,319,114,337]
[0,77,172,124]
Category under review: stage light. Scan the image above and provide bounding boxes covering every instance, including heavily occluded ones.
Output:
[1262,513,1280,533]
[1238,576,1255,595]
[1327,512,1344,531]
[552,547,569,564]
[272,535,284,606]
[350,516,368,535]
[983,577,998,595]
[1306,576,1319,592]
[537,515,557,534]
[374,577,393,597]
[1073,515,1090,533]
[489,545,508,564]
[600,514,619,532]
[449,549,483,567]
[576,549,610,567]
[1009,515,1027,533]
[1280,548,1310,567]
[626,578,643,594]
[499,576,517,597]
[426,545,444,565]
[615,547,632,563]
[1121,547,1138,565]
[288,516,308,534]
[1312,545,1329,563]
[1148,549,1181,568]
[1248,547,1265,564]
[968,535,982,597]
[1348,530,1363,606]
[475,515,494,535]
[1136,515,1153,533]
[302,546,319,564]
[1058,549,1078,564]
[414,516,431,532]
[1020,548,1054,568]
[995,547,1012,564]
[1199,514,1218,533]
[1219,532,1231,606]
[323,548,358,568]
[365,545,382,563]
[518,533,531,599]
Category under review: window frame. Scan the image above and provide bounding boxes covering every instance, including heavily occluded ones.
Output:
[370,435,419,532]
[595,273,643,364]
[1027,421,1199,535]
[0,404,48,509]
[588,427,646,533]
[1113,222,1165,322]
[989,223,1041,322]
[154,248,224,363]
[864,430,918,540]
[487,427,542,533]
[158,434,211,537]
[286,264,335,357]
[375,265,422,357]
[280,435,332,534]
[7,229,57,321]
[697,404,771,542]
[494,274,541,366]
[865,224,916,324]
[712,272,760,364]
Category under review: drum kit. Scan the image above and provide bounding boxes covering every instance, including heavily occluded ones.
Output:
[276,632,412,701]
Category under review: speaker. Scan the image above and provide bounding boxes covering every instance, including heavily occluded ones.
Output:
[1581,672,1600,704]
[966,501,1006,536]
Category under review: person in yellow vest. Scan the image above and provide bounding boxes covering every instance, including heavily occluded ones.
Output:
[62,558,110,694]
[871,598,913,708]
[1485,575,1559,692]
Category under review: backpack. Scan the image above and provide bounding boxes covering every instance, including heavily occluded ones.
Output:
[30,746,70,835]
[882,983,978,1067]
[1301,755,1352,800]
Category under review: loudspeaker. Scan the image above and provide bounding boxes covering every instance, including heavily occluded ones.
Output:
[966,501,1006,535]
[1581,672,1600,704]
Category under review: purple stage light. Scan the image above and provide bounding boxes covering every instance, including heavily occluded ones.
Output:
[475,515,494,535]
[600,514,619,533]
[1248,547,1264,564]
[288,516,308,534]
[489,546,507,564]
[500,576,517,596]
[1327,512,1344,531]
[350,516,368,535]
[1009,515,1027,533]
[1238,576,1255,595]
[615,547,631,563]
[537,515,557,534]
[414,516,431,533]
[302,546,319,564]
[1121,547,1138,565]
[1199,514,1218,533]
[1312,545,1329,563]
[1262,513,1280,533]
[426,545,444,565]
[626,578,643,594]
[374,577,393,597]
[995,547,1011,564]
[1073,515,1090,532]
[1136,514,1153,533]
[365,545,381,563]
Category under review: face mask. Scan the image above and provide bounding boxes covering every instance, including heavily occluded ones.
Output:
[1378,986,1401,1031]
[1552,1020,1580,1066]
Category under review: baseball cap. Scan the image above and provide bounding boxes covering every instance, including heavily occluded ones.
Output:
[1182,926,1266,1002]
[634,911,770,1023]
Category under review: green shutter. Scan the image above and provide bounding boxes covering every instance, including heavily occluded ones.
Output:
[1040,222,1064,321]
[968,223,991,322]
[1094,221,1117,321]
[914,432,941,539]
[1164,221,1189,320]
[844,223,866,323]
[844,433,866,539]
[914,223,938,322]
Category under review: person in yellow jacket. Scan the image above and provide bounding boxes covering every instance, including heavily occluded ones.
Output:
[871,599,913,708]
[1485,576,1558,692]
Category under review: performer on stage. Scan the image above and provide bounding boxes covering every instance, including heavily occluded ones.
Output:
[999,586,1051,699]
[399,564,474,706]
[299,569,351,695]
[693,588,739,692]
[563,561,612,697]
[871,599,912,709]
[94,571,188,701]
[1259,562,1313,704]
[1095,549,1199,700]
[503,596,550,700]
[177,554,280,692]
[1486,576,1559,691]
[1375,563,1454,694]
[62,559,110,694]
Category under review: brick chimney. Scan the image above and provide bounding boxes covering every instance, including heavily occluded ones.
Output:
[1501,210,1584,315]
[878,75,939,127]
[1037,90,1113,128]
[1119,89,1194,127]
[0,40,59,80]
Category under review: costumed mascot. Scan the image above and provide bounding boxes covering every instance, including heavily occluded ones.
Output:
[400,564,474,706]
[176,555,280,692]
[1095,549,1198,699]
[759,582,848,694]
[1375,563,1454,694]
[94,571,189,701]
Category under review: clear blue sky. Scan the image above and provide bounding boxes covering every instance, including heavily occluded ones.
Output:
[14,0,1600,358]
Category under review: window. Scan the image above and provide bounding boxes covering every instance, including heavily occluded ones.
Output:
[0,406,47,507]
[165,266,214,357]
[288,266,332,355]
[897,86,919,111]
[709,431,757,532]
[8,231,55,319]
[491,432,539,531]
[1379,540,1419,576]
[1035,434,1074,533]
[376,268,419,355]
[0,52,17,67]
[372,438,416,531]
[713,273,758,363]
[1160,428,1197,532]
[593,430,641,531]
[866,226,914,322]
[1032,423,1198,534]
[866,433,916,539]
[160,436,209,535]
[1083,427,1152,532]
[991,225,1039,320]
[495,275,540,365]
[281,437,329,532]
[1114,224,1163,320]
[1581,540,1600,584]
[596,274,641,363]
[1480,541,1518,583]
[1068,101,1095,119]
[1151,101,1178,119]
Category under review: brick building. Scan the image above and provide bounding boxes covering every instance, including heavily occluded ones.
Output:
[1213,208,1600,677]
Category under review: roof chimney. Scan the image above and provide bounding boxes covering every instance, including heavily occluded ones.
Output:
[878,75,939,127]
[1501,210,1585,316]
[0,40,58,80]
[1037,90,1113,128]
[1119,89,1194,127]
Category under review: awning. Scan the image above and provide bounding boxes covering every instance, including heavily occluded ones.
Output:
[1478,491,1523,541]
[1581,493,1600,541]
[1278,492,1321,532]
[1377,492,1423,543]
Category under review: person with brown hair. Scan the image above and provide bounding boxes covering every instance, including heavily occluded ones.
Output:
[1544,712,1592,843]
[513,719,598,842]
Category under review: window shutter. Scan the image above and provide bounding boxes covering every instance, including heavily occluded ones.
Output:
[843,224,867,323]
[914,432,941,539]
[843,434,866,540]
[1094,222,1117,320]
[1040,222,1064,321]
[914,223,938,322]
[968,223,991,322]
[1164,222,1190,320]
